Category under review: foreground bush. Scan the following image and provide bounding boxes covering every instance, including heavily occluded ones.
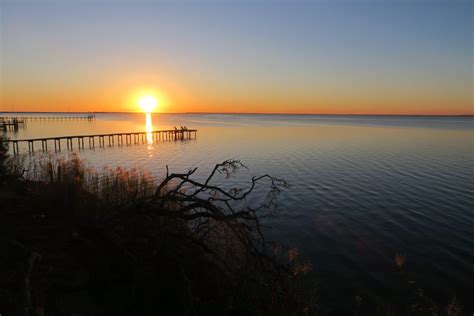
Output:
[0,154,320,315]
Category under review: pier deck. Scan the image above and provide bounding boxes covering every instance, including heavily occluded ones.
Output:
[0,114,95,121]
[4,129,197,155]
[1,119,25,131]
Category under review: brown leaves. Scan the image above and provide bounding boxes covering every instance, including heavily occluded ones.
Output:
[288,247,299,263]
[395,253,406,269]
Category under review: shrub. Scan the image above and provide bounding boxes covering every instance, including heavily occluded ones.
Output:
[1,155,322,315]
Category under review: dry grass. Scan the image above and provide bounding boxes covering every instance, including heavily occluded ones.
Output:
[23,152,157,206]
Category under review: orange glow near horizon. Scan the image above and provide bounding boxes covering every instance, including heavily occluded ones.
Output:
[0,69,472,115]
[1,83,473,115]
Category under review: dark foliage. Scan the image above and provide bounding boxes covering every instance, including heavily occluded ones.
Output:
[0,134,8,181]
[0,156,318,316]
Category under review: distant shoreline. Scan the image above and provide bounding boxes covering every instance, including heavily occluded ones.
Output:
[1,111,473,117]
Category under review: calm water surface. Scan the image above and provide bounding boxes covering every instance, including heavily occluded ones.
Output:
[4,113,474,309]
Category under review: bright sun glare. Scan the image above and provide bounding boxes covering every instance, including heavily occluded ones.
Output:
[138,95,158,113]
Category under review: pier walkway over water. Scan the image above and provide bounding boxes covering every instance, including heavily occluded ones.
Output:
[1,118,25,131]
[0,114,96,121]
[5,129,197,155]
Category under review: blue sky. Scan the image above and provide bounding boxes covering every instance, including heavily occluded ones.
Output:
[1,0,472,113]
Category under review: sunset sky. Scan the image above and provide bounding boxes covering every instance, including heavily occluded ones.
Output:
[0,0,472,114]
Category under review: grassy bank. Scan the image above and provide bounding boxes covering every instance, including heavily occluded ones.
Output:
[0,139,318,315]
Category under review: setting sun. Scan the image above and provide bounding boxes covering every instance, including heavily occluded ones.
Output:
[138,95,158,113]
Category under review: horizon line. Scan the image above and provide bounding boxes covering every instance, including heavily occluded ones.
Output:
[1,111,473,117]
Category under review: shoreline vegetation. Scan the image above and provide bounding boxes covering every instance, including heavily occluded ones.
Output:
[0,135,318,315]
[0,135,467,315]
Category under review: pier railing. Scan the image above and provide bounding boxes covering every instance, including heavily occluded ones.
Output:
[4,129,197,155]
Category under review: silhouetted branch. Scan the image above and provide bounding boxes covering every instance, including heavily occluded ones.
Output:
[137,160,287,275]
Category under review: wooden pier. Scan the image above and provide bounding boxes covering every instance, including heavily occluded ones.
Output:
[0,114,95,121]
[5,129,197,155]
[1,118,25,131]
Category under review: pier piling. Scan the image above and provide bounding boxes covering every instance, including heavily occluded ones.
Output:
[4,129,197,155]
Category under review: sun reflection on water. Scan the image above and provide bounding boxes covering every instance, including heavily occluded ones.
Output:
[145,113,153,146]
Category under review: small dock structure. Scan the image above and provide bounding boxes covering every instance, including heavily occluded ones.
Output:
[0,114,95,121]
[1,118,25,131]
[5,128,197,155]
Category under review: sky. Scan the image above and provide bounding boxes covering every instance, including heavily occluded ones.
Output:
[0,0,472,114]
